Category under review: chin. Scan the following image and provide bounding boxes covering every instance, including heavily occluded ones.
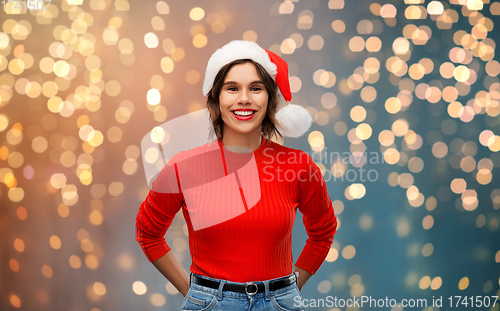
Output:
[234,126,260,135]
[222,116,261,132]
[225,121,260,135]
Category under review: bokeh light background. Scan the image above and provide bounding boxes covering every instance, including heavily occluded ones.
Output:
[1,0,500,310]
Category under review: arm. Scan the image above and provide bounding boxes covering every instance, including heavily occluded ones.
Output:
[136,190,188,294]
[152,252,190,297]
[292,266,312,291]
[294,152,337,285]
[136,156,188,294]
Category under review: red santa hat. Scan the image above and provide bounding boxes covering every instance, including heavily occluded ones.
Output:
[203,40,312,138]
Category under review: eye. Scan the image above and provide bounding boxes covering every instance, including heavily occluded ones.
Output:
[227,86,237,91]
[251,86,262,91]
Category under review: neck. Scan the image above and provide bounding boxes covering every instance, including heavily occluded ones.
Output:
[221,126,262,151]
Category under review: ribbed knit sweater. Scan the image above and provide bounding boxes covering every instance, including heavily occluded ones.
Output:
[136,136,337,282]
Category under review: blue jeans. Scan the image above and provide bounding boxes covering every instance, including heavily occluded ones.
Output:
[180,272,305,311]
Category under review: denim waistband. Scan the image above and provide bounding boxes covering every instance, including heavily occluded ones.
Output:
[189,271,299,300]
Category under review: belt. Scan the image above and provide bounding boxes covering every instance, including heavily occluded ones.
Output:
[190,272,298,296]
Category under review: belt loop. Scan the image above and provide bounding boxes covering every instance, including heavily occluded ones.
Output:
[189,272,192,286]
[264,280,270,301]
[217,280,226,301]
[293,271,299,283]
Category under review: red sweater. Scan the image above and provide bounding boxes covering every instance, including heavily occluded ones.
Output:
[136,136,337,282]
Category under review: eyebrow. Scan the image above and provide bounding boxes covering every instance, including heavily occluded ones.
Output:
[223,80,264,86]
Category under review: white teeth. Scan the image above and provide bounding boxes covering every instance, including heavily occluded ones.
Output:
[233,110,255,116]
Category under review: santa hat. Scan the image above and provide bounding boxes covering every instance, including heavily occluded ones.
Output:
[203,40,312,138]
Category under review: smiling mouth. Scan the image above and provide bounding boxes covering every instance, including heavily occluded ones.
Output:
[232,110,256,116]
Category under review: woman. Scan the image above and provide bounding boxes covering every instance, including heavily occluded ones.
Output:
[136,40,337,310]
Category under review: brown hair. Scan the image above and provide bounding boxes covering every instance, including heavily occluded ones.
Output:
[206,59,283,144]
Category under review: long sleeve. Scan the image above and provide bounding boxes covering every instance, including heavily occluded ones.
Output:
[294,152,337,275]
[135,153,185,262]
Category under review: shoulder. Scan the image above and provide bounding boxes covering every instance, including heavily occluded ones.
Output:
[152,140,219,192]
[165,139,219,165]
[165,150,185,166]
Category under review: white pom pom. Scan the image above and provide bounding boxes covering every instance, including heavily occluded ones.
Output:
[275,104,312,138]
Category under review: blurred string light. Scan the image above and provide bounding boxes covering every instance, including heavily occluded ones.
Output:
[1,0,500,309]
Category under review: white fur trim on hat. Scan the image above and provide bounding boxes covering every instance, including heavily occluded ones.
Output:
[203,40,277,96]
[276,104,312,138]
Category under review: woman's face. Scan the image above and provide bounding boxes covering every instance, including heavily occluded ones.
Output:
[219,62,268,139]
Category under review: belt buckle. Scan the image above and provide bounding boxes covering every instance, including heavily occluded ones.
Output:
[245,282,258,295]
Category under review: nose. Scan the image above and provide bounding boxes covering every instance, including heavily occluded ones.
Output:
[237,88,251,104]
